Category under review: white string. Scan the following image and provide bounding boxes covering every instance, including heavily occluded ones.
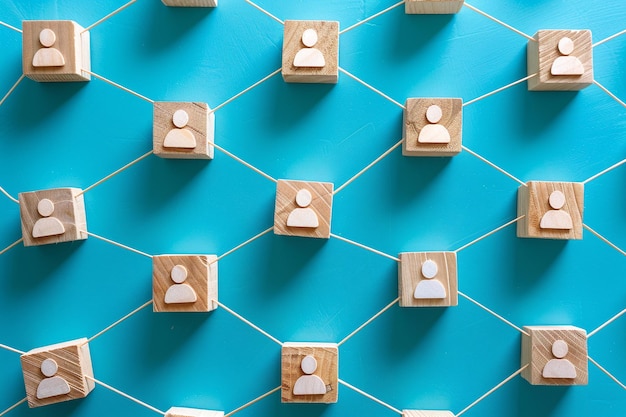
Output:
[454,216,523,253]
[215,226,273,262]
[224,386,280,417]
[244,0,284,25]
[588,308,626,338]
[340,1,405,35]
[211,142,277,183]
[458,291,528,335]
[338,298,399,346]
[86,376,166,415]
[85,231,154,259]
[82,0,138,33]
[588,356,626,390]
[583,224,626,257]
[83,70,154,103]
[583,157,626,184]
[0,185,18,204]
[462,146,526,186]
[211,69,282,113]
[593,28,626,47]
[0,74,25,108]
[338,379,403,415]
[78,150,153,196]
[463,3,535,42]
[0,343,25,355]
[215,300,283,346]
[88,300,153,343]
[331,233,400,262]
[0,398,27,417]
[338,68,406,109]
[463,74,536,107]
[0,21,21,33]
[594,80,626,108]
[0,238,23,256]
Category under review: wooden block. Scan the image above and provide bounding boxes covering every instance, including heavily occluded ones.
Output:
[153,255,218,312]
[527,30,593,91]
[398,252,458,307]
[282,20,339,84]
[22,20,90,82]
[281,342,338,403]
[517,181,584,240]
[162,0,217,6]
[18,188,87,247]
[165,407,223,417]
[403,411,455,417]
[274,180,333,239]
[20,338,95,408]
[403,98,462,157]
[405,0,464,14]
[521,326,588,385]
[153,102,215,159]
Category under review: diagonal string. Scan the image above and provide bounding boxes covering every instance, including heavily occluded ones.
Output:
[0,74,25,108]
[593,28,626,47]
[82,0,138,33]
[463,74,536,107]
[0,21,21,33]
[583,157,626,184]
[0,185,19,204]
[224,386,281,417]
[215,300,283,346]
[338,297,399,346]
[85,231,154,259]
[83,70,154,103]
[340,1,405,35]
[454,216,523,253]
[244,0,284,24]
[338,379,403,415]
[0,238,23,256]
[214,226,273,263]
[463,3,535,42]
[459,291,528,335]
[331,233,400,262]
[594,80,626,108]
[0,343,25,355]
[338,68,406,109]
[588,356,626,390]
[588,308,626,338]
[88,300,153,343]
[86,376,166,415]
[583,224,626,257]
[211,142,277,183]
[0,398,27,417]
[211,69,282,114]
[77,150,153,196]
[462,146,526,186]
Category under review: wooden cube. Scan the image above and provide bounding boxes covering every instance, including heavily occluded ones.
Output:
[281,342,338,403]
[153,255,218,313]
[403,98,462,157]
[282,20,339,84]
[20,338,95,408]
[527,30,593,91]
[162,0,217,6]
[398,252,458,307]
[165,407,223,417]
[403,411,455,417]
[274,180,334,239]
[153,102,215,159]
[405,0,464,14]
[22,20,90,82]
[521,326,588,385]
[517,181,583,240]
[18,188,87,247]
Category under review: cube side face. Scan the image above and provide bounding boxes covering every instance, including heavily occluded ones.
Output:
[153,255,218,312]
[274,180,334,239]
[165,407,224,417]
[161,0,218,6]
[282,20,339,84]
[19,188,87,247]
[153,102,214,159]
[398,252,458,307]
[528,30,593,91]
[403,411,455,417]
[281,343,338,403]
[516,181,583,239]
[403,98,462,157]
[521,326,588,385]
[405,0,464,14]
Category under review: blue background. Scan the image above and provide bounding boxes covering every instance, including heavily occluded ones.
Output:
[1,0,626,416]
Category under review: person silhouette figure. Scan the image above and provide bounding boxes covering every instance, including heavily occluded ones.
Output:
[32,28,65,67]
[542,339,577,378]
[293,355,327,395]
[164,264,198,304]
[550,37,584,76]
[163,109,197,149]
[418,105,451,144]
[36,358,71,399]
[32,199,65,238]
[293,29,325,68]
[287,189,319,228]
[540,190,573,230]
[414,259,446,299]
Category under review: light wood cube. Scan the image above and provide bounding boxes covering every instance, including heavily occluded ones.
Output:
[403,98,462,157]
[281,342,338,404]
[165,407,223,417]
[282,20,339,84]
[20,338,95,408]
[162,0,217,6]
[517,181,583,240]
[405,0,464,14]
[274,180,334,239]
[527,30,593,91]
[403,411,455,417]
[153,102,215,159]
[18,188,87,247]
[521,326,588,385]
[22,20,90,82]
[153,255,218,313]
[398,252,458,307]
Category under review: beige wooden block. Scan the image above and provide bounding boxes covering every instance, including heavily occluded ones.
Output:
[22,20,90,82]
[527,30,593,91]
[521,326,588,385]
[162,0,217,6]
[153,255,218,312]
[274,180,333,239]
[165,407,223,417]
[21,338,95,408]
[403,98,462,157]
[281,342,338,403]
[405,0,464,14]
[398,252,457,307]
[153,102,215,159]
[517,181,583,240]
[403,411,455,417]
[282,20,339,84]
[18,188,87,247]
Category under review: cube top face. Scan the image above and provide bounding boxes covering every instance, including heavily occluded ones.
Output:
[18,187,88,247]
[161,0,218,6]
[281,342,338,403]
[282,20,339,84]
[153,102,215,159]
[153,255,218,312]
[521,326,588,385]
[20,338,95,408]
[405,0,464,14]
[22,20,91,82]
[528,30,593,91]
[403,411,455,417]
[398,252,458,307]
[403,98,463,157]
[274,180,334,239]
[517,181,584,240]
[165,407,224,417]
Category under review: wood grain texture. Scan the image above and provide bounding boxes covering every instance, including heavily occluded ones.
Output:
[405,0,464,14]
[527,30,593,91]
[403,411,455,417]
[20,338,95,408]
[153,102,215,159]
[161,0,217,6]
[282,20,339,84]
[281,343,338,403]
[398,252,458,307]
[517,181,584,240]
[403,98,462,156]
[165,407,224,417]
[22,20,90,82]
[521,326,588,385]
[274,180,333,239]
